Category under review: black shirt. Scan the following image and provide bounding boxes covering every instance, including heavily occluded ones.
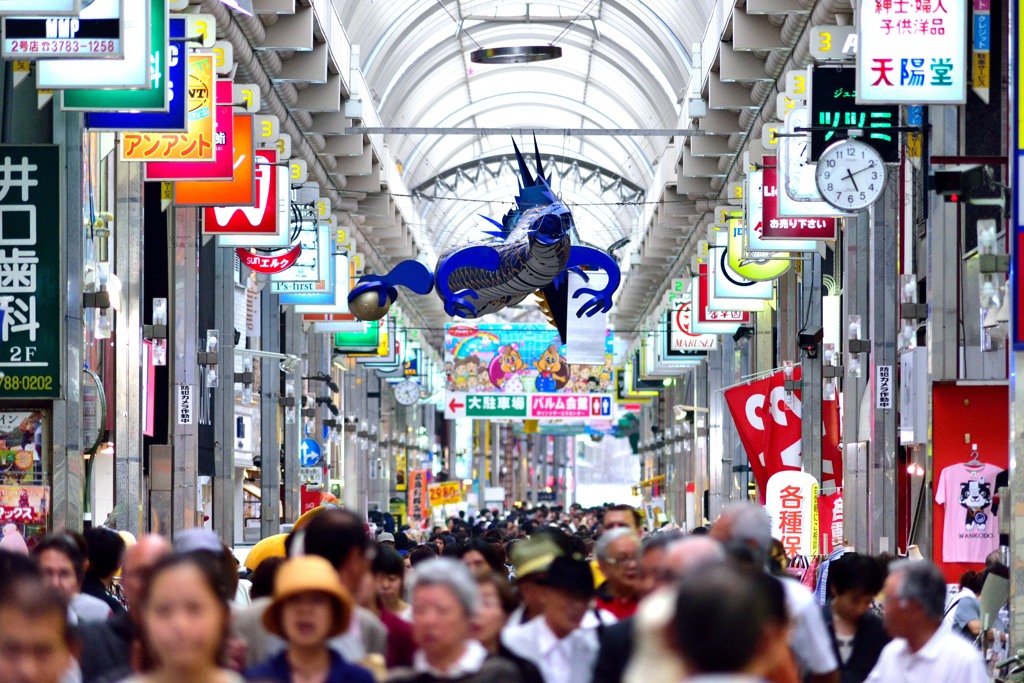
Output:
[821,603,890,683]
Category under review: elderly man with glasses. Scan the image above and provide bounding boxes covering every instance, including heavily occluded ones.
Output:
[594,528,642,619]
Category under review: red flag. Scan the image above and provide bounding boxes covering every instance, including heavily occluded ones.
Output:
[724,376,773,501]
[822,395,843,490]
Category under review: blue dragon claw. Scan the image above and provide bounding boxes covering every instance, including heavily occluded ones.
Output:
[571,287,613,317]
[445,289,479,318]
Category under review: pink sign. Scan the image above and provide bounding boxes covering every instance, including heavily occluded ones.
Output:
[762,162,838,241]
[530,394,612,419]
[144,81,236,182]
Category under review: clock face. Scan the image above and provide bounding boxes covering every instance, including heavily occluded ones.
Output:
[815,140,886,212]
[394,380,420,406]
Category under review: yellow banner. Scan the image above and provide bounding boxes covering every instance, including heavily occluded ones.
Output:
[428,481,462,507]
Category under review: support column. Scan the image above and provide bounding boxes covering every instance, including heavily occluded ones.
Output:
[530,434,540,506]
[843,212,872,551]
[260,291,281,538]
[490,423,501,488]
[801,255,824,484]
[707,348,726,521]
[868,189,900,553]
[694,361,709,526]
[211,245,235,544]
[52,109,84,531]
[114,159,144,535]
[282,311,301,523]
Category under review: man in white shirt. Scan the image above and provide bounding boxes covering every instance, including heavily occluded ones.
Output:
[503,555,614,683]
[867,560,988,683]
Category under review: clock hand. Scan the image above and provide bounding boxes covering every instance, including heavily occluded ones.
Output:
[849,163,876,179]
[844,168,860,192]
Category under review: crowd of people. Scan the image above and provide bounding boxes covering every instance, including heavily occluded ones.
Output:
[0,501,1004,683]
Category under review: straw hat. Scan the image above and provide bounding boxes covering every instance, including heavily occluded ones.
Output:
[262,556,353,638]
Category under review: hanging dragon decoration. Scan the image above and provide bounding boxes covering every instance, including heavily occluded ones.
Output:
[347,138,621,343]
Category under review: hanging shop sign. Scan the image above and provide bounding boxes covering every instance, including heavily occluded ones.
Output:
[237,244,302,274]
[279,252,336,305]
[761,161,837,241]
[121,53,215,163]
[62,0,167,112]
[695,264,749,327]
[3,0,123,59]
[725,212,791,282]
[333,321,382,353]
[810,24,856,61]
[444,392,614,421]
[0,0,78,14]
[83,16,185,130]
[709,233,773,307]
[856,0,966,104]
[1014,0,1024,349]
[409,470,428,519]
[765,470,819,559]
[428,482,462,507]
[35,0,147,89]
[271,222,330,289]
[0,146,61,399]
[809,66,898,162]
[203,150,283,234]
[664,306,714,356]
[292,255,352,313]
[777,108,853,218]
[972,0,991,104]
[144,79,234,181]
[175,114,255,206]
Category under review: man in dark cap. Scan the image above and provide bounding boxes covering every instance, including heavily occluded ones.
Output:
[502,555,609,683]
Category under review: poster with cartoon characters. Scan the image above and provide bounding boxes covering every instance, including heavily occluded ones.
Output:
[444,324,616,422]
[444,324,614,395]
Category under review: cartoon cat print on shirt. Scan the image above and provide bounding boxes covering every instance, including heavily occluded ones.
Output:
[959,478,992,531]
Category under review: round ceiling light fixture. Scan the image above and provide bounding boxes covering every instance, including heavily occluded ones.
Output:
[470,45,562,64]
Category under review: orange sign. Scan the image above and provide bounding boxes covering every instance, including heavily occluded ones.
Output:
[409,470,429,520]
[121,54,216,163]
[174,114,255,207]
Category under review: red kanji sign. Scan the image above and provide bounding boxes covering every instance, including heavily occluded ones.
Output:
[236,244,302,274]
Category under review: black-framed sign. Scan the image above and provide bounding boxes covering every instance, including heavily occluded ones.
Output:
[809,66,899,163]
[2,0,124,59]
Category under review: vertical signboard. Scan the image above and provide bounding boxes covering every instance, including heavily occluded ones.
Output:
[857,0,967,104]
[0,146,61,398]
[972,0,991,104]
[765,470,819,559]
[1016,0,1024,349]
[408,470,428,521]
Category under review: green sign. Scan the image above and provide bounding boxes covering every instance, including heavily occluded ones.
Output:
[466,395,528,419]
[0,146,61,398]
[334,322,380,352]
[60,0,168,112]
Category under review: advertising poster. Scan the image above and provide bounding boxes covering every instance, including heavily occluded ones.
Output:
[0,485,48,549]
[444,324,615,422]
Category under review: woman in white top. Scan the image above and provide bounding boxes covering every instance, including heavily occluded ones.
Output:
[122,552,243,683]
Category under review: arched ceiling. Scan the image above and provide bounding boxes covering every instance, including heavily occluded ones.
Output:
[334,0,715,252]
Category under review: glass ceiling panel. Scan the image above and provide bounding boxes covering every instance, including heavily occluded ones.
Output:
[332,0,715,253]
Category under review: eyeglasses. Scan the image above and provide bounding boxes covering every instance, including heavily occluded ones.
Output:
[603,555,638,566]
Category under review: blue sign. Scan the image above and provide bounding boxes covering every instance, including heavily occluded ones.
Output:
[279,252,336,305]
[906,106,923,127]
[299,439,322,467]
[84,17,187,132]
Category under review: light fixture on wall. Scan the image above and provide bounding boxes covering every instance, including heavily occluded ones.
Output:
[304,372,340,393]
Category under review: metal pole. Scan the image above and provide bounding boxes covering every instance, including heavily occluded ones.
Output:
[869,189,900,554]
[114,158,144,535]
[694,361,709,525]
[801,255,824,484]
[282,310,301,523]
[707,348,726,522]
[211,245,235,544]
[52,108,84,532]
[260,291,281,538]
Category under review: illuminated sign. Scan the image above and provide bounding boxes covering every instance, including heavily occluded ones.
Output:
[62,0,167,112]
[809,66,898,162]
[175,114,255,207]
[203,149,282,234]
[271,223,330,290]
[761,161,837,242]
[144,80,234,181]
[3,0,123,59]
[0,0,78,14]
[857,0,966,104]
[120,54,215,162]
[83,16,184,129]
[35,0,146,88]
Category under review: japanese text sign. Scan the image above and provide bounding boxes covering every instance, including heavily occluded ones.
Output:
[237,244,301,274]
[972,0,990,104]
[857,0,966,104]
[809,66,898,162]
[144,79,234,181]
[409,470,428,519]
[762,162,837,241]
[174,114,255,206]
[3,0,123,59]
[83,15,185,129]
[0,485,48,547]
[428,481,462,507]
[765,470,819,558]
[62,0,167,112]
[120,53,215,163]
[0,146,61,399]
[666,303,717,354]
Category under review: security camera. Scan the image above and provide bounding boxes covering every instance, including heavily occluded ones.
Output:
[798,328,824,358]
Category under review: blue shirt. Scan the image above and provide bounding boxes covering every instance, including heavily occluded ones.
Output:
[244,650,375,683]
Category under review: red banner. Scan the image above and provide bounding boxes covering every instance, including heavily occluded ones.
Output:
[237,244,302,274]
[724,369,802,503]
[818,492,844,554]
[822,395,843,490]
[408,470,428,521]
